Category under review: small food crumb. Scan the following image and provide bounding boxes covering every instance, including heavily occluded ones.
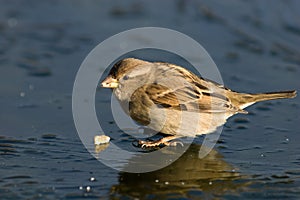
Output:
[94,135,110,145]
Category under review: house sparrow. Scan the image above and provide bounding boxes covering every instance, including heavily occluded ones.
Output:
[101,58,297,148]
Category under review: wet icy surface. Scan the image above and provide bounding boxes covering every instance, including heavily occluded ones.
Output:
[0,0,299,199]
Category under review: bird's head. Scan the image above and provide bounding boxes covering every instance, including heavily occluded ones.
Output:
[101,58,148,89]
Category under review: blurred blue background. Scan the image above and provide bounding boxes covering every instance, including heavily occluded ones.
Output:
[0,0,299,199]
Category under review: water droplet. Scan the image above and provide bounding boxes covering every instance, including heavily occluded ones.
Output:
[29,84,34,90]
[86,186,91,192]
[20,92,25,97]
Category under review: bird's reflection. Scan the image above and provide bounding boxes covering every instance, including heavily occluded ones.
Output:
[109,144,249,199]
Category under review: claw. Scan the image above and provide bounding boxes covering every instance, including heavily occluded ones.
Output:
[138,140,162,148]
[134,136,183,149]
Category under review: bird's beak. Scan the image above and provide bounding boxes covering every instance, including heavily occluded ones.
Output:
[101,76,119,88]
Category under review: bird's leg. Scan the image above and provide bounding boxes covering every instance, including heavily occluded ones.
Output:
[138,135,183,148]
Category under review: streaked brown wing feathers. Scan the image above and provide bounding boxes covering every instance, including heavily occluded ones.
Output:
[144,83,239,113]
[140,62,242,113]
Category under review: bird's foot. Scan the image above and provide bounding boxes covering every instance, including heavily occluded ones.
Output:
[136,136,183,149]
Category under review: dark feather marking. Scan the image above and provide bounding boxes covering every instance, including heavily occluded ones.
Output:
[180,89,199,99]
[203,92,229,101]
[194,82,209,91]
[193,89,201,95]
[158,103,172,108]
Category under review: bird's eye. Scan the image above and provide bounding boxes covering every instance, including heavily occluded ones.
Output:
[123,75,129,80]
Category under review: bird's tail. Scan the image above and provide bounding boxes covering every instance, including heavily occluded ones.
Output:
[238,90,297,109]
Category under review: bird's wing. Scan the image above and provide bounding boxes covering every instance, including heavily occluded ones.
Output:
[143,63,243,113]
